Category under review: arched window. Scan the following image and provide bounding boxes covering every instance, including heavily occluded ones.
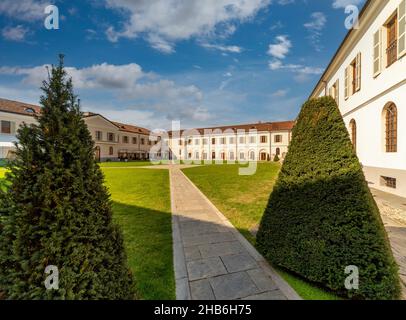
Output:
[276,148,280,156]
[349,119,357,151]
[249,151,255,160]
[109,146,114,155]
[384,103,397,153]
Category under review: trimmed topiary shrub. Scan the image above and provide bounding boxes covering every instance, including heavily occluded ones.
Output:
[273,154,280,162]
[256,96,400,300]
[0,56,134,299]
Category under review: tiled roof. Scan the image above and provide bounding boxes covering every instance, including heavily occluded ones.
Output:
[112,122,151,135]
[0,98,41,116]
[168,121,295,136]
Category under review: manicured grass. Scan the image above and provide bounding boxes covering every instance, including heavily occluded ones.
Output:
[99,161,153,167]
[103,168,175,300]
[183,163,280,244]
[0,168,6,180]
[182,163,341,300]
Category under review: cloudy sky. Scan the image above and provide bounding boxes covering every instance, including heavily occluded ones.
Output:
[0,0,365,130]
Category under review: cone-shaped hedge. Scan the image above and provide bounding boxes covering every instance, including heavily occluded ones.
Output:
[256,97,400,299]
[0,56,134,299]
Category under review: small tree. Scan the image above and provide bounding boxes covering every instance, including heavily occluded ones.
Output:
[273,154,280,162]
[0,55,134,299]
[256,97,400,299]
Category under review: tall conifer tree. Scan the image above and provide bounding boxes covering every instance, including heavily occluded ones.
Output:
[0,55,134,299]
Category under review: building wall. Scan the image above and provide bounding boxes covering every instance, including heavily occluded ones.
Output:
[0,111,37,158]
[166,129,291,162]
[313,0,406,197]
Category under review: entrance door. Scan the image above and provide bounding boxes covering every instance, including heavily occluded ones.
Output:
[95,146,101,162]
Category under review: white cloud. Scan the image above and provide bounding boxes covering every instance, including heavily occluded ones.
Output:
[268,59,323,75]
[271,89,289,97]
[0,0,49,21]
[332,0,363,9]
[0,62,208,125]
[267,35,291,59]
[2,25,29,41]
[104,0,271,52]
[304,12,327,51]
[201,43,243,53]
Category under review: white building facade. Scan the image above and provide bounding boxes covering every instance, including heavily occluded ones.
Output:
[311,0,406,197]
[0,98,153,162]
[163,122,294,162]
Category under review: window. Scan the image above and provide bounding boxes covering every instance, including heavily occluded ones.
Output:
[240,152,245,160]
[95,131,102,141]
[373,29,382,76]
[220,137,226,144]
[203,152,208,160]
[249,151,255,160]
[188,153,192,159]
[249,136,256,144]
[195,152,199,159]
[229,152,235,160]
[221,152,225,160]
[350,119,357,151]
[195,139,200,145]
[399,0,406,58]
[123,136,129,143]
[260,152,267,161]
[345,53,361,98]
[109,146,114,155]
[141,138,145,145]
[1,120,11,134]
[274,135,282,143]
[329,80,339,105]
[188,139,192,145]
[179,140,183,146]
[381,176,397,189]
[107,132,115,142]
[387,14,398,67]
[229,137,235,144]
[212,152,216,159]
[132,137,137,144]
[260,135,267,143]
[202,139,208,145]
[239,137,245,144]
[212,138,216,145]
[384,103,397,153]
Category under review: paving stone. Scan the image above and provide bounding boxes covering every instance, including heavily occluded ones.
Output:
[221,254,258,273]
[242,290,287,300]
[187,257,227,281]
[182,232,236,247]
[190,279,215,300]
[184,246,201,261]
[209,272,259,300]
[247,268,278,292]
[199,241,244,258]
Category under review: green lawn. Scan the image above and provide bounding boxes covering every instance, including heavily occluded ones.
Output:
[99,161,153,167]
[103,167,175,300]
[182,163,341,300]
[0,168,6,180]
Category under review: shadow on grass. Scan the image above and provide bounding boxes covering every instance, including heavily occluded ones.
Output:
[111,201,175,300]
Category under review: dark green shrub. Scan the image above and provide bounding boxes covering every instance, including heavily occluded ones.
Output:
[256,96,400,300]
[273,154,280,162]
[0,56,134,299]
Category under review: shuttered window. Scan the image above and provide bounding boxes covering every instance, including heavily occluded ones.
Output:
[355,52,361,92]
[344,66,349,99]
[398,0,406,58]
[373,29,382,77]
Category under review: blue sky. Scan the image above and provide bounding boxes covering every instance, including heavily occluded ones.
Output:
[0,0,365,130]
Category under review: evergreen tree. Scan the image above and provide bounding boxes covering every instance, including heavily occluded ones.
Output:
[0,55,134,299]
[256,97,400,299]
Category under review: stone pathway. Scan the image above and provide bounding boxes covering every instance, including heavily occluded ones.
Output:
[169,166,301,300]
[371,188,406,299]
